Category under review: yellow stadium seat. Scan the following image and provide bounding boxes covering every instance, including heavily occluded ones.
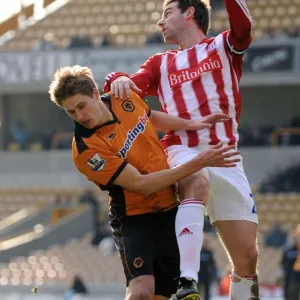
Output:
[29,143,42,152]
[7,143,20,152]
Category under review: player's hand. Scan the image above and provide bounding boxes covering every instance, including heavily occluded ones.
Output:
[111,76,142,99]
[194,142,240,168]
[189,113,231,130]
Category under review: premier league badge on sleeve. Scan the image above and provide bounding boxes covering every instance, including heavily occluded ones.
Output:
[87,153,106,171]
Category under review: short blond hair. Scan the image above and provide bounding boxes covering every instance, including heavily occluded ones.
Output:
[49,65,98,107]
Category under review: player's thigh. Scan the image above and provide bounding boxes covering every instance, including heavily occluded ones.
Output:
[178,168,210,201]
[153,207,180,298]
[206,164,258,225]
[214,220,258,268]
[166,145,210,201]
[154,208,180,298]
[109,214,155,288]
[208,166,259,273]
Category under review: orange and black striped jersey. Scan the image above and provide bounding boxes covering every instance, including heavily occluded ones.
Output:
[72,92,178,217]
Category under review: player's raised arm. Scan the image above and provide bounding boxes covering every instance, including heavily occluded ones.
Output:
[104,54,162,99]
[225,0,252,54]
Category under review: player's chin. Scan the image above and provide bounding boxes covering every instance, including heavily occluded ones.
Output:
[84,125,94,130]
[81,120,94,129]
[163,35,175,44]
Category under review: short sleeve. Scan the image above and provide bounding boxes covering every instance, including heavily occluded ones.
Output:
[74,148,128,187]
[129,91,151,117]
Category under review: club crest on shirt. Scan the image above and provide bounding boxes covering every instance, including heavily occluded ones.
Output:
[87,153,106,171]
[122,100,135,112]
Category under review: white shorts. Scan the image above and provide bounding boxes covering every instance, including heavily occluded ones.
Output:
[166,144,258,225]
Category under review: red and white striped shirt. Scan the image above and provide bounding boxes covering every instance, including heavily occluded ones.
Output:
[105,0,252,149]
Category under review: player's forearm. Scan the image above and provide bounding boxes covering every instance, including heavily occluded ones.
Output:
[225,0,252,41]
[130,72,155,98]
[138,159,203,196]
[149,110,193,131]
[105,71,151,98]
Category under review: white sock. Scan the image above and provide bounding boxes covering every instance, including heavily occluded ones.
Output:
[175,198,205,282]
[230,273,260,300]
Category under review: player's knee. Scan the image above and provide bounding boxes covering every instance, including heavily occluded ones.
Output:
[126,280,154,300]
[127,288,153,300]
[247,246,259,272]
[234,245,258,274]
[179,171,210,199]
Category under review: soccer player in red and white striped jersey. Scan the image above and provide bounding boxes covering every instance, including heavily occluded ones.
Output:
[105,1,259,299]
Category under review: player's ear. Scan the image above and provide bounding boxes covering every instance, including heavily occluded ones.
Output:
[185,6,195,20]
[93,88,100,99]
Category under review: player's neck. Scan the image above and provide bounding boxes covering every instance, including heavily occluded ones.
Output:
[95,101,114,126]
[103,101,114,121]
[178,28,206,50]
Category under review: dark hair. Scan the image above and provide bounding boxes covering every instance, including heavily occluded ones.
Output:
[164,0,211,35]
[49,65,98,107]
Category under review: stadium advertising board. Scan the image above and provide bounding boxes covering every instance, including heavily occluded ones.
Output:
[0,43,298,89]
[0,48,164,85]
[243,45,294,72]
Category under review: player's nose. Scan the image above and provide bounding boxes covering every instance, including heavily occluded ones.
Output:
[157,18,164,27]
[76,111,85,122]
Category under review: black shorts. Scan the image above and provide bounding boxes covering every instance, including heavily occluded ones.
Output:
[109,206,180,298]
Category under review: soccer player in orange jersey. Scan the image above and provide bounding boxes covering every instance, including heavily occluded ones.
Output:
[48,65,240,300]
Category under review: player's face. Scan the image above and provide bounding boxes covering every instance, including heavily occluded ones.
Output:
[62,92,105,129]
[157,2,186,44]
